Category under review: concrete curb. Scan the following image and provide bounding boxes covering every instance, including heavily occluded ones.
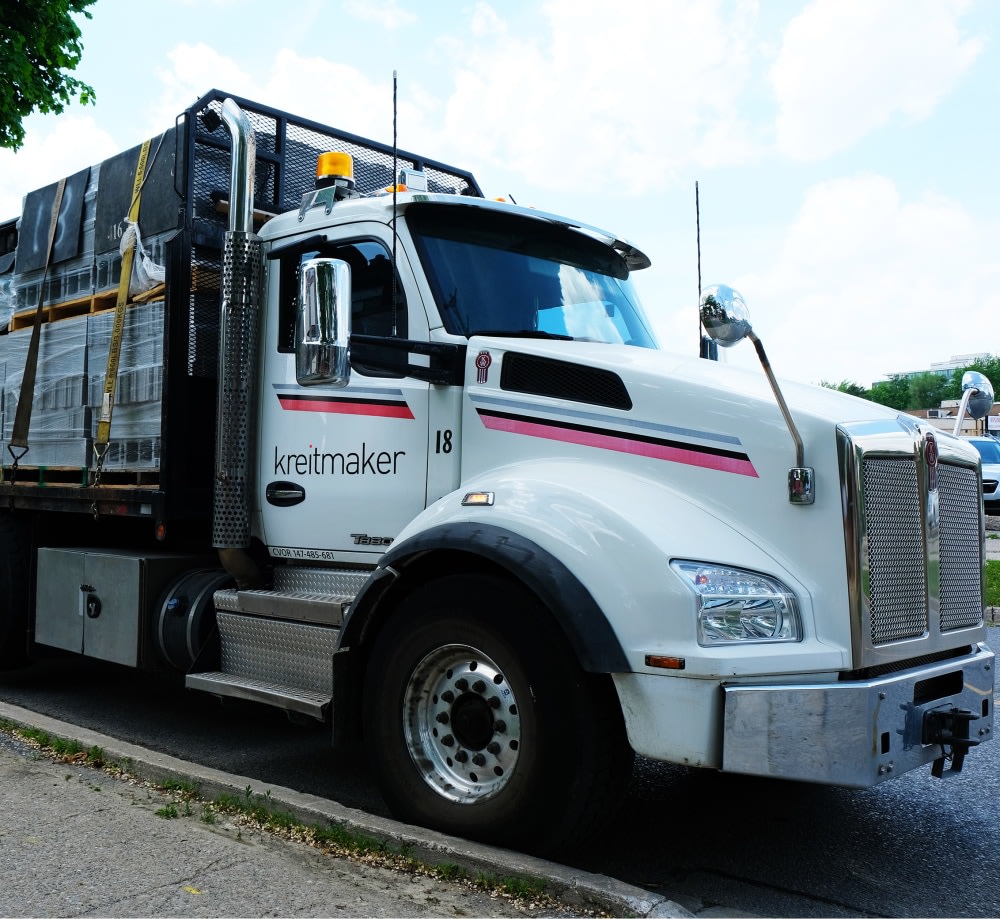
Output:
[0,700,695,919]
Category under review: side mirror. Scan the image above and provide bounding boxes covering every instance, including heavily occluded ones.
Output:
[699,284,752,347]
[296,257,351,386]
[962,371,994,421]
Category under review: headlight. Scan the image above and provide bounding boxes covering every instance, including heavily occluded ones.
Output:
[670,561,802,645]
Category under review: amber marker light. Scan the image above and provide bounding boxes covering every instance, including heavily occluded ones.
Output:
[461,491,495,507]
[645,654,686,670]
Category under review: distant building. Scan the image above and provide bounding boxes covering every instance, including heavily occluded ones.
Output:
[917,398,1000,436]
[888,353,991,381]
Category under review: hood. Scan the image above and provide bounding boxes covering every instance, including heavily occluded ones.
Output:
[462,336,913,561]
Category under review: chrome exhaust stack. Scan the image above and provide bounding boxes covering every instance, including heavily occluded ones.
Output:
[212,98,263,587]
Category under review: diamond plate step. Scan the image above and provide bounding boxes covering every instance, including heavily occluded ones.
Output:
[186,671,330,720]
[186,609,338,719]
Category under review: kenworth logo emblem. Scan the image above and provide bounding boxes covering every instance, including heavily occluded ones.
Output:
[925,432,938,492]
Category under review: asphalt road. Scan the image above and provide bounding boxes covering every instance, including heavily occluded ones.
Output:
[1,630,998,918]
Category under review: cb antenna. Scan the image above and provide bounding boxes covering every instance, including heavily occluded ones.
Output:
[696,180,701,352]
[391,70,399,335]
[695,181,716,360]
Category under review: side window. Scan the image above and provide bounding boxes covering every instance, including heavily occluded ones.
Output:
[277,239,407,368]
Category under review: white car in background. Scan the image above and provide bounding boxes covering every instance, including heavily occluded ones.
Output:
[965,434,1000,516]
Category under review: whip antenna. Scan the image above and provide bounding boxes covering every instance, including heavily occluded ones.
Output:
[695,181,716,359]
[391,70,399,335]
[696,180,702,352]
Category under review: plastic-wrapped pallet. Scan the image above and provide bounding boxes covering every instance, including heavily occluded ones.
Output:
[86,300,165,470]
[0,315,90,468]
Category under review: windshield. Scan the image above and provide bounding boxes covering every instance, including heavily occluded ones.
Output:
[406,203,657,348]
[971,438,1000,465]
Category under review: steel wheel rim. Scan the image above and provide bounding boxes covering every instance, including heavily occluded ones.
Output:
[402,643,521,804]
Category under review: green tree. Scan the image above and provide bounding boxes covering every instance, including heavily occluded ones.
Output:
[0,0,97,151]
[907,372,951,411]
[956,356,1000,395]
[820,379,870,399]
[868,375,910,411]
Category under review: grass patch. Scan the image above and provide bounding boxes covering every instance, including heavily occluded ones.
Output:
[986,560,1000,608]
[311,820,403,858]
[497,875,548,899]
[160,777,200,797]
[16,726,53,748]
[12,727,97,762]
[434,862,469,881]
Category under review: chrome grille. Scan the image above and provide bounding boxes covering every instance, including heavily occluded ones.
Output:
[843,419,985,669]
[863,457,927,644]
[938,463,983,631]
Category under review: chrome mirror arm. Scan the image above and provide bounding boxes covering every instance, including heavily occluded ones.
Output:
[700,285,813,505]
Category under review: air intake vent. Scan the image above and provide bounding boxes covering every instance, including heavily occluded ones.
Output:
[500,353,632,410]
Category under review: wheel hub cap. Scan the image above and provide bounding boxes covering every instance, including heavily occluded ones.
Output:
[403,644,522,804]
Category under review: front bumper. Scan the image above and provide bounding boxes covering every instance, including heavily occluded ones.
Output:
[722,643,994,786]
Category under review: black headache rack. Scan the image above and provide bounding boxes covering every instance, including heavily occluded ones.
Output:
[0,89,481,529]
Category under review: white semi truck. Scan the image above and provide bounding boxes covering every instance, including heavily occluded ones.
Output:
[0,89,992,853]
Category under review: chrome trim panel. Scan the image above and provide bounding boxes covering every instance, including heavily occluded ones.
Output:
[723,644,994,785]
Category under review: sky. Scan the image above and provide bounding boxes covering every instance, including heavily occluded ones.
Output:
[1,0,997,389]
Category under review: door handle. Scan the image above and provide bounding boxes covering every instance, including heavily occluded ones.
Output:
[266,480,306,507]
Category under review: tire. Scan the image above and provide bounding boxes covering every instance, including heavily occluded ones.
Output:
[0,513,31,669]
[363,573,633,854]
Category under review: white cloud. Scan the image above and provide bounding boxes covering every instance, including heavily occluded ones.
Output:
[771,0,983,160]
[435,0,763,194]
[342,0,417,29]
[151,43,259,129]
[261,51,401,141]
[733,173,1000,385]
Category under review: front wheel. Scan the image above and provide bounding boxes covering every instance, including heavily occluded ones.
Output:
[363,573,633,854]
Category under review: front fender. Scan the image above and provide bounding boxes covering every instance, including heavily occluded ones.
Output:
[346,520,629,673]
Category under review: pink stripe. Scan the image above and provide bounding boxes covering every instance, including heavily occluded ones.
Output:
[481,414,758,477]
[279,398,414,420]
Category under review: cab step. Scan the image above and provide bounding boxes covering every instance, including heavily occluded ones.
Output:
[185,566,371,720]
[185,670,332,720]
